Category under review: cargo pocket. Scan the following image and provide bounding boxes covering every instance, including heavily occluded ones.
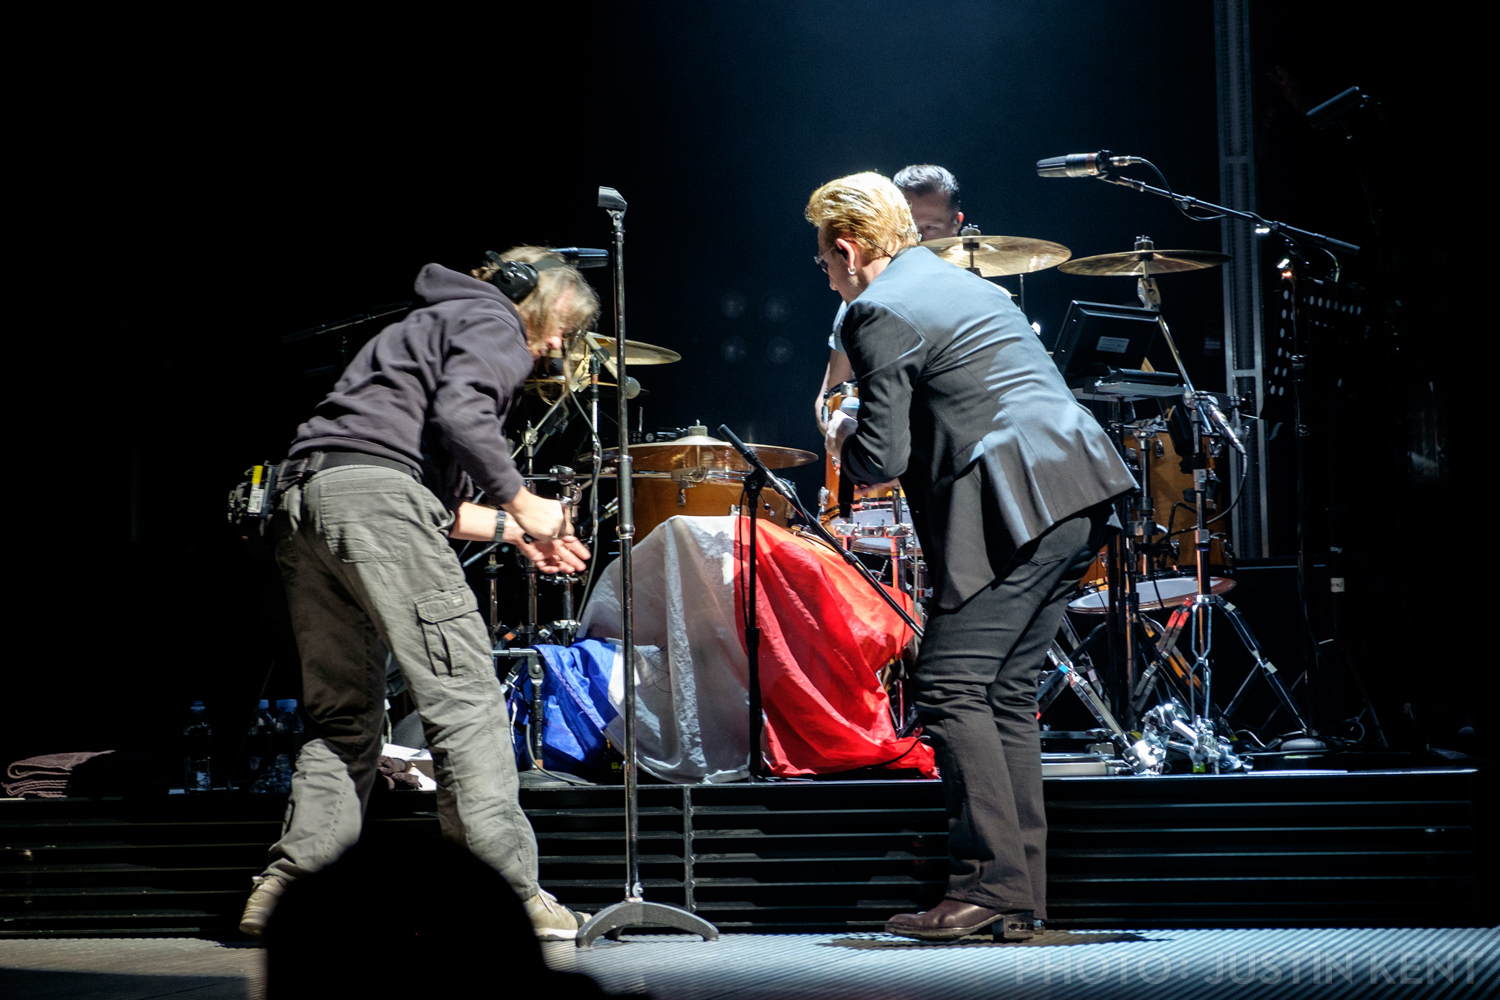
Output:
[416,587,479,676]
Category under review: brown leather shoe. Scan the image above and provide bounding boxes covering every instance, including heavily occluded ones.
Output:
[885,898,1002,940]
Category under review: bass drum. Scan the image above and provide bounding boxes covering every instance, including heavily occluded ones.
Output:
[631,473,789,542]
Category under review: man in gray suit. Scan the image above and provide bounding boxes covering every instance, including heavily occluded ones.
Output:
[808,172,1134,941]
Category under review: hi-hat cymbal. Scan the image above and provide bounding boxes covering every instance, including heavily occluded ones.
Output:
[603,436,817,473]
[1059,249,1230,277]
[553,333,681,366]
[919,235,1072,276]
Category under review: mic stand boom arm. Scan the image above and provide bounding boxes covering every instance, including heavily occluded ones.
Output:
[1095,174,1361,256]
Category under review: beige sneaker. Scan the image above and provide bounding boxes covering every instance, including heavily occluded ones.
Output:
[239,874,289,940]
[524,888,588,941]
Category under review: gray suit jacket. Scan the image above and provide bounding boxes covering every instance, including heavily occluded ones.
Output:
[840,247,1135,609]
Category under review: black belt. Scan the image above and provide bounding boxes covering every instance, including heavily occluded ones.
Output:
[285,449,422,482]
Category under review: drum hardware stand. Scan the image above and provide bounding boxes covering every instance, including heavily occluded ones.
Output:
[1136,698,1246,774]
[1139,259,1304,771]
[1126,601,1200,719]
[578,185,717,948]
[1277,246,1386,748]
[466,466,583,649]
[1064,396,1163,730]
[1038,643,1164,774]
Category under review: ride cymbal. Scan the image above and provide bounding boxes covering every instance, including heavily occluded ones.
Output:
[919,234,1072,277]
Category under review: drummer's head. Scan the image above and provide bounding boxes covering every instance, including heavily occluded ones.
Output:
[894,164,964,243]
[806,172,919,301]
[474,247,601,359]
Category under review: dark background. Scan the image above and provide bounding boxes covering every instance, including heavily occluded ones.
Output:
[10,4,1479,765]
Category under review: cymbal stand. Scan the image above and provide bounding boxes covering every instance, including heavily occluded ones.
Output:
[1135,261,1306,771]
[1065,399,1162,730]
[577,185,717,948]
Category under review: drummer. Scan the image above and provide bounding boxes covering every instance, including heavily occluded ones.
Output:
[812,164,967,441]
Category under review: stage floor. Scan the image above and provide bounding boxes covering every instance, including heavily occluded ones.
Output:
[2,927,1497,999]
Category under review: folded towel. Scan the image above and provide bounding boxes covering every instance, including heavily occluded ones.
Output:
[3,750,113,798]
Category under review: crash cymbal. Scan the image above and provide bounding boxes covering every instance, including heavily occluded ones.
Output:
[554,333,681,366]
[1059,249,1230,277]
[919,234,1072,277]
[603,436,817,473]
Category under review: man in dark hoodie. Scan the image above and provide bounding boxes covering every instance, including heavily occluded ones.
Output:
[239,247,597,941]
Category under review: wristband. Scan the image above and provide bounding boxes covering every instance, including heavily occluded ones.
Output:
[493,509,507,545]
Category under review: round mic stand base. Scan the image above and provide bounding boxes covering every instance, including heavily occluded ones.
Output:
[577,900,721,948]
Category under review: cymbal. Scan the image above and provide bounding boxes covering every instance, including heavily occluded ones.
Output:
[552,333,681,366]
[604,435,818,472]
[1059,249,1230,277]
[919,234,1072,276]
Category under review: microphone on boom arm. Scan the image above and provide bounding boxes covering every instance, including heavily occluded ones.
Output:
[1035,150,1146,178]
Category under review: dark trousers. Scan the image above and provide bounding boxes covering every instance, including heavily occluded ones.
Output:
[915,505,1112,919]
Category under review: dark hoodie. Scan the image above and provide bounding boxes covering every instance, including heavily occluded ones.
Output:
[290,263,532,507]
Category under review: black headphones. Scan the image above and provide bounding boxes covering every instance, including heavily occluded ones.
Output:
[483,250,567,303]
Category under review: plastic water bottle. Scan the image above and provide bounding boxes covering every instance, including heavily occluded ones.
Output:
[182,701,213,793]
[267,698,305,793]
[243,699,273,791]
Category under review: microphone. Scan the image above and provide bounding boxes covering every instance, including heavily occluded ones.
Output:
[1197,394,1246,457]
[1036,150,1145,178]
[549,247,610,268]
[597,186,627,211]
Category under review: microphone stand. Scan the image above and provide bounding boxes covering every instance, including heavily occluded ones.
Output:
[577,187,717,949]
[740,462,768,780]
[717,423,922,790]
[717,424,923,641]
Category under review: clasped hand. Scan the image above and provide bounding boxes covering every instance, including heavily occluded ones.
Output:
[450,492,591,574]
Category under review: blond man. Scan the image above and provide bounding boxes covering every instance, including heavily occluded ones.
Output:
[809,173,1133,941]
[813,164,966,439]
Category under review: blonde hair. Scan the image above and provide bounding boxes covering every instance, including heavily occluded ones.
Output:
[473,246,601,348]
[805,172,920,259]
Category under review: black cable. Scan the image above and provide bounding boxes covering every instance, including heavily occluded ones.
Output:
[1133,159,1226,223]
